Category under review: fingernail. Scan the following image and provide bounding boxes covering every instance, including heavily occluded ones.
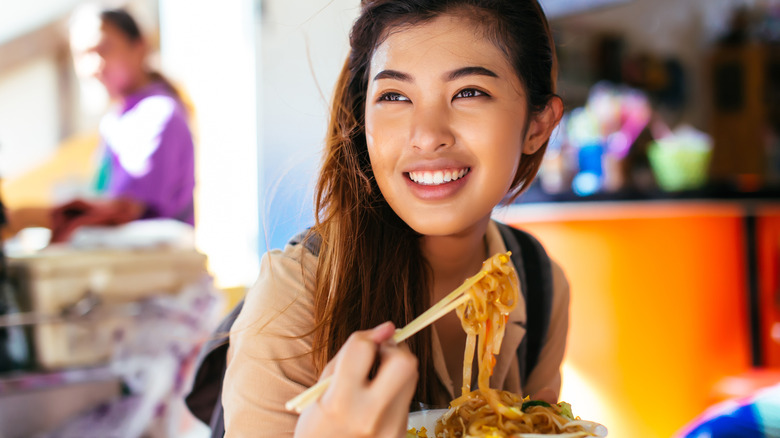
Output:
[375,321,394,331]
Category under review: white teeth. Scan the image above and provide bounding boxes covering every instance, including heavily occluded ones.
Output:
[408,168,469,185]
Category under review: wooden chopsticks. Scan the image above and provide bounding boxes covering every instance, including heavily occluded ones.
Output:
[284,268,489,413]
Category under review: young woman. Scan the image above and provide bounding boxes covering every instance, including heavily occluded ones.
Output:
[222,1,567,437]
[51,7,195,242]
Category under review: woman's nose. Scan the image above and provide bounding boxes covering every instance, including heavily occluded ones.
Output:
[410,105,454,153]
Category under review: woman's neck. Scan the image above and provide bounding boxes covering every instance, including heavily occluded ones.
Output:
[119,72,152,102]
[421,216,491,304]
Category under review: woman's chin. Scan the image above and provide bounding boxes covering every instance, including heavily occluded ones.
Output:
[402,213,491,239]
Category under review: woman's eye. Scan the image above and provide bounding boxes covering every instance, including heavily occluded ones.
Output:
[454,88,488,99]
[378,92,410,102]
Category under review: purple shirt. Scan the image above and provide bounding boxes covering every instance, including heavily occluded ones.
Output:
[99,81,195,225]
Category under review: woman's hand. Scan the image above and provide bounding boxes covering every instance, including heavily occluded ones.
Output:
[50,197,145,243]
[294,321,418,438]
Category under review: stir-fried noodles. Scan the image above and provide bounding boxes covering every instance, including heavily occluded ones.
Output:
[434,389,600,437]
[409,252,600,437]
[455,252,519,396]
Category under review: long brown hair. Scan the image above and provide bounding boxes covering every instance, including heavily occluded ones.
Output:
[310,0,558,405]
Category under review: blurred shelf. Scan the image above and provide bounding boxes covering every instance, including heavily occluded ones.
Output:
[0,366,122,438]
[515,183,780,205]
[496,184,780,224]
[0,365,117,395]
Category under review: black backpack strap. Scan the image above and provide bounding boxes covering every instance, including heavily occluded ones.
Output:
[496,221,554,391]
[184,230,321,436]
[0,196,7,277]
[288,229,321,256]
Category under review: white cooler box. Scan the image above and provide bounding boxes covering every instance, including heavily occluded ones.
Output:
[7,247,208,370]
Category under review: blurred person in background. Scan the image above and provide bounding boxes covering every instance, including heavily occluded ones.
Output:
[6,7,195,243]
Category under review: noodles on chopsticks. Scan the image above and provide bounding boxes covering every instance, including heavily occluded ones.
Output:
[456,252,518,397]
[409,252,601,437]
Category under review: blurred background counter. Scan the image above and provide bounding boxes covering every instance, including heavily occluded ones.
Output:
[0,237,221,438]
[495,197,780,438]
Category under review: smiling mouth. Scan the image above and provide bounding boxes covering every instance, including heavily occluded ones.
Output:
[407,168,470,186]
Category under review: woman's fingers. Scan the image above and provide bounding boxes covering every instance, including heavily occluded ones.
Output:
[324,321,395,375]
[335,321,396,383]
[370,342,419,436]
[319,322,398,408]
[297,322,415,438]
[368,320,396,343]
[370,341,418,403]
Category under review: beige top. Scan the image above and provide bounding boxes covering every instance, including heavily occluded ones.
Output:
[222,221,570,437]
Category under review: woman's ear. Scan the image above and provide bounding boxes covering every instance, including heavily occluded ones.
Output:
[522,96,564,155]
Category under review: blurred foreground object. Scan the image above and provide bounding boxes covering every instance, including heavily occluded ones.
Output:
[0,222,223,436]
[3,244,208,369]
[677,380,780,438]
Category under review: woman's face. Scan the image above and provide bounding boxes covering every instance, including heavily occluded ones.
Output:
[365,14,543,237]
[71,20,145,98]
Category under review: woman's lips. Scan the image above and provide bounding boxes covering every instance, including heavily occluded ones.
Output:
[403,167,471,200]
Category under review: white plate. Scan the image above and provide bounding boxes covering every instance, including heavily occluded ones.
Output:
[407,409,447,431]
[407,409,608,437]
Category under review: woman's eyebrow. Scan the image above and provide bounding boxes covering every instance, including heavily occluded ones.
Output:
[372,66,499,83]
[373,69,412,82]
[445,66,499,81]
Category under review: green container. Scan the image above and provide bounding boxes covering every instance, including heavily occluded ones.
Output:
[647,139,712,192]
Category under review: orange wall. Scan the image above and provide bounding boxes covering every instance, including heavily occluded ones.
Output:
[758,207,780,367]
[504,203,754,438]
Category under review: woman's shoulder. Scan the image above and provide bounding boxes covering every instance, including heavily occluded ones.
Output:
[232,235,319,334]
